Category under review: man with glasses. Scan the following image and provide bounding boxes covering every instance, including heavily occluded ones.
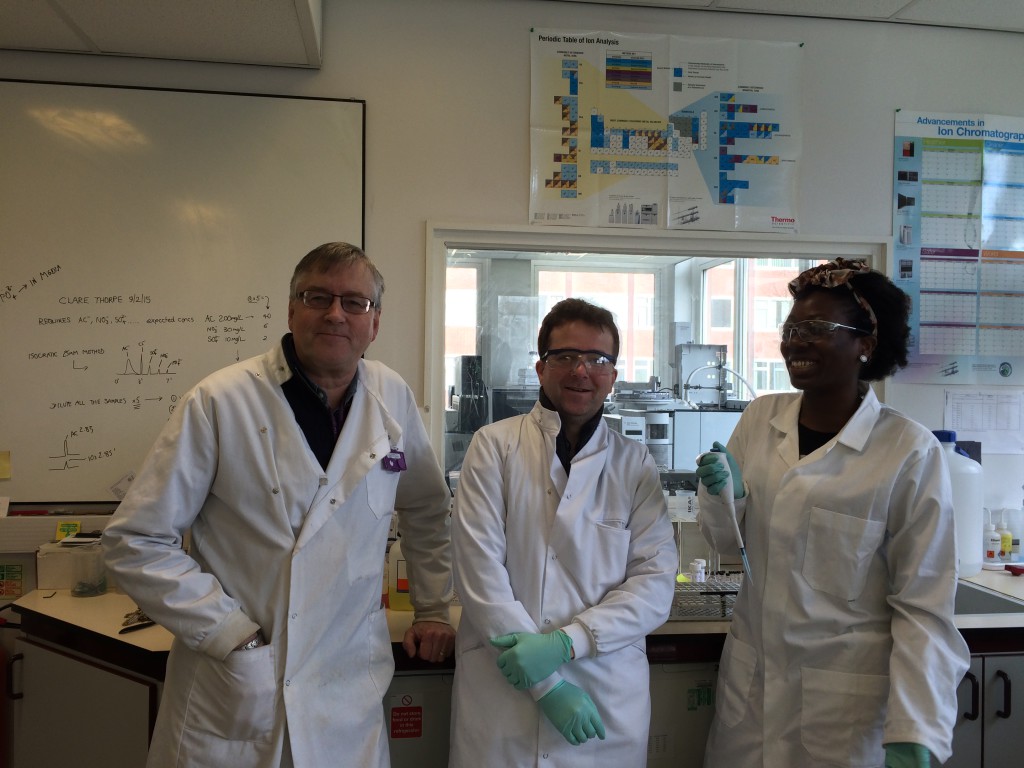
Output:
[449,298,677,766]
[104,242,455,768]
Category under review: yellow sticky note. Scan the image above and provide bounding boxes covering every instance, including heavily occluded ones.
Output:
[55,521,81,540]
[0,451,10,480]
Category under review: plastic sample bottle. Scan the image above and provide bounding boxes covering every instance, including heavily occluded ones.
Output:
[933,430,984,577]
[983,516,1002,570]
[387,538,413,611]
[997,512,1014,563]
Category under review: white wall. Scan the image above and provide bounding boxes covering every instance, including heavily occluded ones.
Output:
[2,0,1022,505]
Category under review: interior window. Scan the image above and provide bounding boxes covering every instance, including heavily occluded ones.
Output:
[429,226,881,480]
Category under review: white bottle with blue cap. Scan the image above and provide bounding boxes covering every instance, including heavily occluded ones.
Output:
[933,430,983,577]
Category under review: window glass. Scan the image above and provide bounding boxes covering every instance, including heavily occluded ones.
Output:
[440,244,837,474]
[444,266,478,406]
[537,269,655,382]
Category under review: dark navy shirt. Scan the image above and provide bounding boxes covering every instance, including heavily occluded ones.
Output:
[280,334,358,469]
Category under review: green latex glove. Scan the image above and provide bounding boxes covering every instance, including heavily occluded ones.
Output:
[491,630,572,690]
[694,442,745,499]
[538,680,606,746]
[885,742,931,768]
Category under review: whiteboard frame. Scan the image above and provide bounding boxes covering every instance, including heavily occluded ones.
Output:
[0,79,365,502]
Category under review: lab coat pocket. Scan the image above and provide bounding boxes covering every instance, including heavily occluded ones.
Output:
[802,507,884,600]
[559,522,630,604]
[184,644,277,742]
[800,667,888,766]
[364,464,400,520]
[715,634,757,728]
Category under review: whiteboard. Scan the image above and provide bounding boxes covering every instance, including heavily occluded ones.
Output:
[0,80,364,502]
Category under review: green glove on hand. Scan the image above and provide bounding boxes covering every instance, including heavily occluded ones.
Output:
[491,629,572,690]
[694,442,745,499]
[538,680,606,746]
[884,742,931,768]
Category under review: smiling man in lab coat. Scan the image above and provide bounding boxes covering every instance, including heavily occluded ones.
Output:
[449,298,677,767]
[103,242,455,768]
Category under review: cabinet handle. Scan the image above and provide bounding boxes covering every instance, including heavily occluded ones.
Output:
[963,671,979,721]
[6,652,23,700]
[996,670,1012,719]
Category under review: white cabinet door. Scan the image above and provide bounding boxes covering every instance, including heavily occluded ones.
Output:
[10,637,156,768]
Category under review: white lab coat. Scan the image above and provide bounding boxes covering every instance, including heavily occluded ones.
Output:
[103,345,453,768]
[697,386,969,767]
[449,402,677,767]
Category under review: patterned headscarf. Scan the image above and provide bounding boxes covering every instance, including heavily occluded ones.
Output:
[788,258,878,337]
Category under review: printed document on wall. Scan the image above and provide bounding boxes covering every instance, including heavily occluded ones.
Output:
[944,389,1024,454]
[530,30,802,233]
[892,110,1024,385]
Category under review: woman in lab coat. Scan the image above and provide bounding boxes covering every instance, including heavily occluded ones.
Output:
[695,259,969,768]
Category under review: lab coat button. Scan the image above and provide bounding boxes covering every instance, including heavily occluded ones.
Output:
[260,427,268,434]
[290,613,297,620]
[319,476,328,486]
[271,487,280,495]
[330,498,337,505]
[543,618,551,625]
[370,452,376,460]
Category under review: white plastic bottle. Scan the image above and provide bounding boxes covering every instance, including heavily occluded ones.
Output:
[933,430,984,577]
[983,516,1002,570]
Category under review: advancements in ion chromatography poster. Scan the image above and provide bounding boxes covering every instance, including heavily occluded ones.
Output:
[530,29,802,233]
[893,110,1024,386]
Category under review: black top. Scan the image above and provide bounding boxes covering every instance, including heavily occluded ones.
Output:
[539,388,605,475]
[280,334,358,469]
[798,420,837,458]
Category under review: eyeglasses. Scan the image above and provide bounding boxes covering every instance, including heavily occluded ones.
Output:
[541,348,617,374]
[779,319,869,343]
[296,290,376,314]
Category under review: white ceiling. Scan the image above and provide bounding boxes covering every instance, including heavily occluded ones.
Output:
[0,0,1021,71]
[550,0,1024,35]
[0,0,323,68]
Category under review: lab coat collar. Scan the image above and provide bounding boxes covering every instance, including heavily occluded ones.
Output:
[832,382,881,452]
[770,382,881,462]
[530,398,563,436]
[265,341,294,387]
[255,344,401,548]
[296,366,400,549]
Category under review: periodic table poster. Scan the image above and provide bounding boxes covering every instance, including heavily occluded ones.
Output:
[892,110,1024,385]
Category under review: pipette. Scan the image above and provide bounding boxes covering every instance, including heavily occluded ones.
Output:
[701,447,753,585]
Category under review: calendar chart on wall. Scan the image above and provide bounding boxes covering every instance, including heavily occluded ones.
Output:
[892,109,1024,384]
[0,81,364,501]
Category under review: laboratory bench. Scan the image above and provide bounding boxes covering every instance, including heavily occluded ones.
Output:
[6,575,1024,768]
[7,590,732,678]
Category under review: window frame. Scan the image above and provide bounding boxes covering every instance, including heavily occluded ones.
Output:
[425,222,888,458]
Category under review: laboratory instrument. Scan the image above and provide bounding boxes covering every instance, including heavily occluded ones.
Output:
[700,447,753,585]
